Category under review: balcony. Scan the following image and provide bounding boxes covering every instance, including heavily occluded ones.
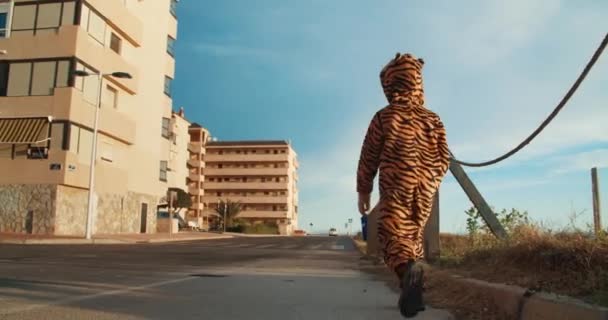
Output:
[188,186,203,195]
[190,203,205,210]
[237,211,289,219]
[203,182,287,190]
[204,168,288,176]
[188,173,202,181]
[85,0,143,46]
[188,142,205,154]
[0,25,138,94]
[0,87,136,144]
[187,159,204,168]
[204,153,289,163]
[202,195,288,205]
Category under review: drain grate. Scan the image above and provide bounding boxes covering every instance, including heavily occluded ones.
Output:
[189,273,228,278]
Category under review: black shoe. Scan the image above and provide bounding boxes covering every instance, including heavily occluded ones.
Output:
[398,260,425,318]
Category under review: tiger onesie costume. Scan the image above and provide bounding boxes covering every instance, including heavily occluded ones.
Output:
[356,52,450,317]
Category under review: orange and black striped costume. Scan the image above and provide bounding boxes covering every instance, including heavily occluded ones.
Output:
[357,53,450,273]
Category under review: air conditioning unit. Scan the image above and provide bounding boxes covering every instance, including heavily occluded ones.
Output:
[27,147,48,159]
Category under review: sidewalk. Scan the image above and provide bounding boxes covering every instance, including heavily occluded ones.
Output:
[0,231,233,245]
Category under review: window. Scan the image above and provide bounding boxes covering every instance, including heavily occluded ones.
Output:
[0,62,9,96]
[219,150,223,155]
[164,76,172,97]
[167,36,175,56]
[217,192,222,197]
[104,85,118,109]
[209,178,215,182]
[252,150,257,154]
[80,4,105,45]
[0,11,8,37]
[274,150,278,154]
[218,164,223,169]
[265,150,270,154]
[159,161,168,182]
[110,32,122,54]
[170,0,177,17]
[11,1,76,36]
[74,62,100,104]
[161,117,171,139]
[275,177,280,182]
[274,164,278,168]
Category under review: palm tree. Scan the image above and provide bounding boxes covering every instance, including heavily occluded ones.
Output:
[215,199,242,228]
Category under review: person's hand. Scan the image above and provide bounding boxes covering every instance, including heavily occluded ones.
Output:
[358,192,371,215]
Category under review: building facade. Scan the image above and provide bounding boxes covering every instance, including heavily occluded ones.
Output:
[200,141,299,235]
[0,0,180,236]
[185,122,209,229]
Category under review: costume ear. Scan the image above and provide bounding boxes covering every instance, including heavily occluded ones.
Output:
[418,58,425,65]
[395,52,401,59]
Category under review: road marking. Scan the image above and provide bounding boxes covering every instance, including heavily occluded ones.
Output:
[310,244,323,250]
[0,277,193,316]
[256,244,275,249]
[282,244,298,249]
[330,245,345,250]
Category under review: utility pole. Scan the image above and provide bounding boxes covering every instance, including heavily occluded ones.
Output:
[592,167,602,236]
[348,218,353,236]
[223,201,227,233]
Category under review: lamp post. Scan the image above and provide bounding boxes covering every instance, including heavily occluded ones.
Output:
[73,70,132,240]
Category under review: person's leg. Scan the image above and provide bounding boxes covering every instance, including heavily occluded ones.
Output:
[377,197,425,318]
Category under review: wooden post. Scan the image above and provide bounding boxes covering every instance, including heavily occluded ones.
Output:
[423,192,440,262]
[592,167,602,236]
[449,161,508,239]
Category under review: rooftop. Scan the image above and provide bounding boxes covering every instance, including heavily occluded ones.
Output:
[206,140,290,147]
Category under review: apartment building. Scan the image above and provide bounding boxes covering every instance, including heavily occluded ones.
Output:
[186,122,209,229]
[0,0,181,236]
[200,140,299,235]
[167,107,189,192]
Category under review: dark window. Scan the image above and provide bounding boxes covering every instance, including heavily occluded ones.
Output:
[275,177,279,182]
[0,12,8,37]
[159,161,168,181]
[218,164,223,169]
[164,76,172,97]
[161,117,171,139]
[167,36,175,56]
[274,150,278,154]
[110,33,122,54]
[170,0,177,17]
[0,62,8,96]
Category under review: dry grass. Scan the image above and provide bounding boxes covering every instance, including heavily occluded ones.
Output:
[438,226,608,306]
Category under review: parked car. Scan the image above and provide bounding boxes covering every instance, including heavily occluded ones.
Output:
[293,229,307,236]
[329,228,338,237]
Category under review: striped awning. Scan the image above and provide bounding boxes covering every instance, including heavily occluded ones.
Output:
[0,117,51,144]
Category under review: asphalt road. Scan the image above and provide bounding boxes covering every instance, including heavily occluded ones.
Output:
[0,235,453,319]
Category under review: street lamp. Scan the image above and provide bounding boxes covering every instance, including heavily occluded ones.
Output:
[73,70,132,240]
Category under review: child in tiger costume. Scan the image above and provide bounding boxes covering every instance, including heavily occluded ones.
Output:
[356,52,450,318]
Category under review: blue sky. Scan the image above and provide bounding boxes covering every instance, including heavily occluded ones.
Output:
[172,1,608,234]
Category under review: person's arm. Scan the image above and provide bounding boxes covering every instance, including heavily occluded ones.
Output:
[356,112,385,213]
[433,116,450,177]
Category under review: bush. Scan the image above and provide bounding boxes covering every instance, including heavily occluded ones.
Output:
[244,223,279,235]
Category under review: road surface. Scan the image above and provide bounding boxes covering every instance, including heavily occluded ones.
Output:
[0,235,453,319]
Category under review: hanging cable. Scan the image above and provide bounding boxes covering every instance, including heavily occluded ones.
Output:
[450,32,608,167]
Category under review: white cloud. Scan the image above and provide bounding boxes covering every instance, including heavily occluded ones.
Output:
[547,149,608,175]
[424,0,561,67]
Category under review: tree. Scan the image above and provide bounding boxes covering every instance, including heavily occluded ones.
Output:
[215,199,242,228]
[168,188,191,214]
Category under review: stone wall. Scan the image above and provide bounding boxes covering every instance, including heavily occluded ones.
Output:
[0,184,56,234]
[54,185,87,236]
[95,191,160,234]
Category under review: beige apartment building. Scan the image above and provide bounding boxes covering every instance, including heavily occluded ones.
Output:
[199,140,299,235]
[0,0,181,236]
[185,122,209,229]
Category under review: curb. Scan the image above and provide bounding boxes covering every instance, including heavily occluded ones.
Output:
[448,274,608,320]
[0,235,234,245]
